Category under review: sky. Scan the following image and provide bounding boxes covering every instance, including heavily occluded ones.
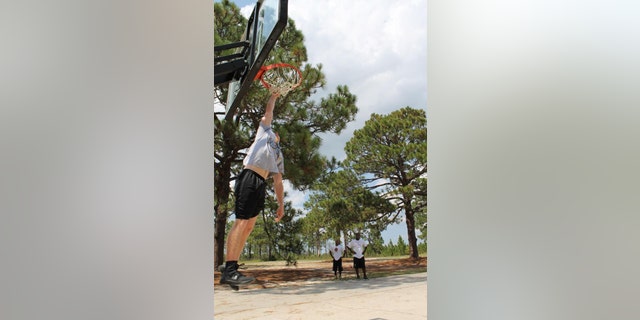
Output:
[219,0,427,244]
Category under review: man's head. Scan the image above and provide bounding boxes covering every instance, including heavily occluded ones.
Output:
[355,232,361,240]
[335,238,341,245]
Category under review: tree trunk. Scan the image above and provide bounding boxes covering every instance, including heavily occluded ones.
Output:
[214,204,228,268]
[213,153,233,269]
[405,205,420,260]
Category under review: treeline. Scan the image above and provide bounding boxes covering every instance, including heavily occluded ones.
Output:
[237,210,427,262]
[376,236,428,258]
[239,239,428,261]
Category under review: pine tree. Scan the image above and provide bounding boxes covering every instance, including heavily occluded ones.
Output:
[344,107,427,260]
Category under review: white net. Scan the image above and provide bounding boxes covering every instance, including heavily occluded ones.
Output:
[261,65,302,96]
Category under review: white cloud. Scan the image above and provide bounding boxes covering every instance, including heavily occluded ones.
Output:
[288,1,427,161]
[238,4,253,19]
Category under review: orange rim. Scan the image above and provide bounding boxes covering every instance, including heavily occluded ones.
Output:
[254,63,303,89]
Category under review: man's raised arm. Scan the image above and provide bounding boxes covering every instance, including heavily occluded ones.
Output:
[261,92,280,126]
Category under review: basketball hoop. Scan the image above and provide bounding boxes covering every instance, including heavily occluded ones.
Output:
[254,63,303,96]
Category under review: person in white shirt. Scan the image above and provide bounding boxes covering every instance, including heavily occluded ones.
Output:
[347,232,369,280]
[328,238,345,279]
[220,92,285,287]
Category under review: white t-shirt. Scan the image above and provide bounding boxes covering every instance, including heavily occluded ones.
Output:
[243,123,284,177]
[347,238,368,259]
[328,244,345,261]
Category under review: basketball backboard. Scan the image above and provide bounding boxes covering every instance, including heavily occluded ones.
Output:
[214,0,288,117]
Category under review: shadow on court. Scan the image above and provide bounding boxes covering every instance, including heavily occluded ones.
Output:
[233,272,427,296]
[214,272,427,320]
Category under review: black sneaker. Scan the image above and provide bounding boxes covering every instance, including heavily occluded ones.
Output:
[220,268,255,285]
[364,276,369,280]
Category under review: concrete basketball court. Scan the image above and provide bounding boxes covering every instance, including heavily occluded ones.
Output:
[214,272,427,320]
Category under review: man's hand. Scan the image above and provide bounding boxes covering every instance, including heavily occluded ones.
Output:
[268,89,281,98]
[274,205,284,222]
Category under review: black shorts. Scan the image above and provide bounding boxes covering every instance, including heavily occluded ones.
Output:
[234,169,267,219]
[353,257,366,269]
[332,258,343,272]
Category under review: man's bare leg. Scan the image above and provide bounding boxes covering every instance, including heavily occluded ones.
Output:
[225,216,258,261]
[221,216,258,286]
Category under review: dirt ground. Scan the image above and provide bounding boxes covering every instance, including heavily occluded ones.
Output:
[214,256,427,290]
